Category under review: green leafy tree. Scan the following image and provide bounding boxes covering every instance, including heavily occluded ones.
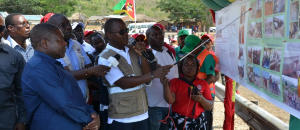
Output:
[0,0,76,16]
[157,0,213,30]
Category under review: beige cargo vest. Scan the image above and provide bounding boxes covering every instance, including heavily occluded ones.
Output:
[101,47,148,118]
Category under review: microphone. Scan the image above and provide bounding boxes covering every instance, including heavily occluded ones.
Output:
[129,37,157,70]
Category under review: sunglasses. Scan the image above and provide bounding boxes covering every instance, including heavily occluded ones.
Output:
[0,25,5,33]
[111,28,129,35]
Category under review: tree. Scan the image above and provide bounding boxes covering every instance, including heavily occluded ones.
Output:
[157,0,213,30]
[0,0,76,16]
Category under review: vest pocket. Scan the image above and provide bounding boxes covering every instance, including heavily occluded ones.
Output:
[115,96,138,114]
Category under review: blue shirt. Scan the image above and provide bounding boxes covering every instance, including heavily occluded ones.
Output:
[57,39,91,98]
[22,51,94,130]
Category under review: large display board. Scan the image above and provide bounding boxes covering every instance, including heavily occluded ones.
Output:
[215,0,300,118]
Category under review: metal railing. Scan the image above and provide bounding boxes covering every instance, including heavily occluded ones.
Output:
[214,82,289,130]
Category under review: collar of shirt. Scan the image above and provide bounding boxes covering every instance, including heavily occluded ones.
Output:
[34,50,61,65]
[152,46,168,55]
[106,43,131,65]
[106,43,129,54]
[7,35,31,49]
[1,37,10,45]
[0,43,9,53]
[66,39,75,50]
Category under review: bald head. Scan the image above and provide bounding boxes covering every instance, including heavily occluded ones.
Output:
[47,14,72,41]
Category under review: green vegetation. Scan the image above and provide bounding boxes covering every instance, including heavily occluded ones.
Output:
[0,0,77,16]
[157,0,213,27]
[0,0,212,28]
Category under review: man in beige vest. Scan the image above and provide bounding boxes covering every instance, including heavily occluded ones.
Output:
[98,18,172,130]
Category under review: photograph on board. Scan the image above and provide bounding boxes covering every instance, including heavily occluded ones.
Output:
[282,75,300,111]
[262,47,281,72]
[240,5,246,24]
[289,22,299,39]
[265,17,273,38]
[273,0,285,14]
[248,22,256,38]
[247,65,263,87]
[248,46,262,65]
[265,0,273,16]
[255,22,262,38]
[239,25,245,44]
[273,15,285,38]
[255,0,262,18]
[290,1,299,21]
[282,42,300,79]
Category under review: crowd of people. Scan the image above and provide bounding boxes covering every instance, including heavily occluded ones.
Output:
[0,13,219,130]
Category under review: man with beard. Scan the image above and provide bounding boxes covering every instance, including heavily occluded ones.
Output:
[5,13,34,62]
[146,25,178,130]
[47,14,110,100]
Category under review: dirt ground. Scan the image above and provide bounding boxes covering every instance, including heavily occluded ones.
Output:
[212,85,290,130]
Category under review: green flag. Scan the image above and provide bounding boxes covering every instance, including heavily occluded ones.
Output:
[113,0,127,14]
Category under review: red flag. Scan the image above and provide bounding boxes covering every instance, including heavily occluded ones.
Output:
[223,76,235,130]
[125,0,135,20]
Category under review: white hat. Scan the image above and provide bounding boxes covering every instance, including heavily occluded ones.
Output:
[71,22,84,30]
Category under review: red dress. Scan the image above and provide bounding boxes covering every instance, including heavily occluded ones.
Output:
[169,78,212,119]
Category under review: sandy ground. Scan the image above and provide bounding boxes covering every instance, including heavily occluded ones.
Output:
[212,85,290,130]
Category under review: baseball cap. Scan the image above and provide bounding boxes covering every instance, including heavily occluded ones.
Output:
[40,13,55,23]
[178,29,189,37]
[201,34,214,43]
[131,33,146,40]
[84,31,94,37]
[153,23,165,30]
[181,35,201,53]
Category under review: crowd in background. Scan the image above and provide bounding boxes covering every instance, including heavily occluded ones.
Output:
[0,12,218,130]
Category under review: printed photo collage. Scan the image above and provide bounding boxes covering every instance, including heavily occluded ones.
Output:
[245,0,288,98]
[281,42,300,110]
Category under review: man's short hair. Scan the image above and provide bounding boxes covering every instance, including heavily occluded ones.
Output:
[30,23,60,49]
[5,13,22,28]
[146,25,161,38]
[46,14,66,27]
[104,18,124,33]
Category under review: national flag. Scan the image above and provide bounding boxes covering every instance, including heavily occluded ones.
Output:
[113,0,136,20]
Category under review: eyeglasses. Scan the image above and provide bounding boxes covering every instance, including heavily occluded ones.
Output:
[0,25,5,33]
[111,28,129,35]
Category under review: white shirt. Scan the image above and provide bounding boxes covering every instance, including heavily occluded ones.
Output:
[1,37,10,45]
[98,43,148,124]
[7,35,34,62]
[146,46,179,107]
[81,41,95,54]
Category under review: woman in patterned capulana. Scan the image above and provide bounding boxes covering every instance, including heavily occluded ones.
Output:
[161,55,213,130]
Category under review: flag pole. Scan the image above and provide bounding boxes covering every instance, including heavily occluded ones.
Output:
[134,0,137,33]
